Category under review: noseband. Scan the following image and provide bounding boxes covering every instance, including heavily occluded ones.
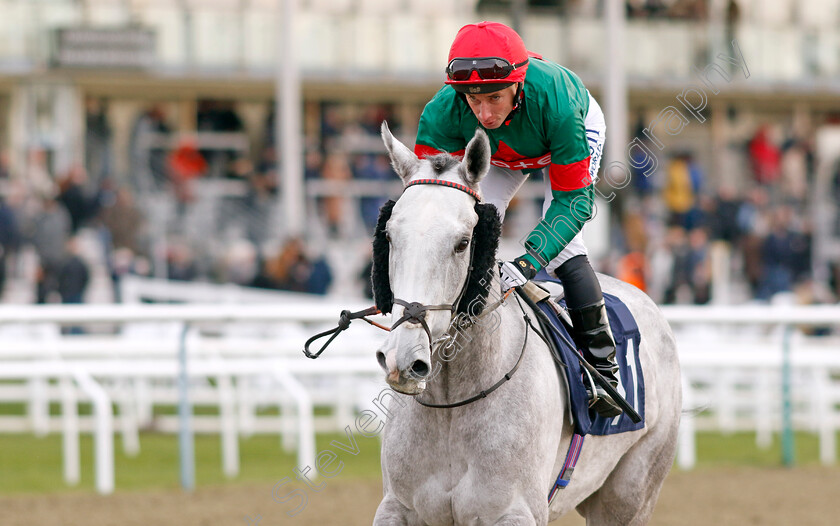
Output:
[389,179,482,345]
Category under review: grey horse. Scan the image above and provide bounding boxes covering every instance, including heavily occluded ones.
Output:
[372,123,681,525]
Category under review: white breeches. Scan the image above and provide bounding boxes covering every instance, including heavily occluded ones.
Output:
[480,91,606,276]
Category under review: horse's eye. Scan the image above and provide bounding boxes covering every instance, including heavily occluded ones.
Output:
[455,238,470,253]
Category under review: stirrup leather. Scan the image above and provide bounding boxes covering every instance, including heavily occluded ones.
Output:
[570,300,623,418]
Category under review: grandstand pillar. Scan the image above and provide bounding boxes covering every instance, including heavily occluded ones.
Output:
[510,0,527,34]
[709,104,726,188]
[398,102,420,145]
[10,81,83,183]
[177,99,197,132]
[707,0,726,62]
[276,0,305,237]
[604,0,628,194]
[8,85,26,178]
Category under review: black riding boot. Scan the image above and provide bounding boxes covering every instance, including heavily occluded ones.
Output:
[569,300,622,417]
[556,255,622,418]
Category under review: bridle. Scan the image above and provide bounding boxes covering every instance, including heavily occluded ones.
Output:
[305,176,529,410]
[388,178,483,347]
[302,178,484,360]
[390,178,529,409]
[416,291,530,409]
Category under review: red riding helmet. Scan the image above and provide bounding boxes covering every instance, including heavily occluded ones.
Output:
[445,21,530,94]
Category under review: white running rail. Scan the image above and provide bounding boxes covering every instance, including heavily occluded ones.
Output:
[0,301,838,492]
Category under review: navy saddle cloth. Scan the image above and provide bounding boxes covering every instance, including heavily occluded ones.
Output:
[532,279,645,436]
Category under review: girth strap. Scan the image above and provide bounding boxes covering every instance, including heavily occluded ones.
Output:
[548,433,585,501]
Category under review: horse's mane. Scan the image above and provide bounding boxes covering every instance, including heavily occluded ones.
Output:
[426,153,461,177]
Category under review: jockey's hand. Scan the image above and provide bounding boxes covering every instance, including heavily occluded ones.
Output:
[499,257,537,292]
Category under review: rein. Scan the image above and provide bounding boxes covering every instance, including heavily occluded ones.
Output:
[303,177,482,359]
[303,306,389,359]
[416,290,530,409]
[305,177,531,410]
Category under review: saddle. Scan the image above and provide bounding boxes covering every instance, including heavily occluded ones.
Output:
[527,279,645,437]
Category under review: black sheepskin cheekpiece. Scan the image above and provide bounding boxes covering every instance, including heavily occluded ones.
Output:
[458,203,501,316]
[371,200,396,313]
[370,200,501,317]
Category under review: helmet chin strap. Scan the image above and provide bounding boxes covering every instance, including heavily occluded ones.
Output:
[503,82,524,125]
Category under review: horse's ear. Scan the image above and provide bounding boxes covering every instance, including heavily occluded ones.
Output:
[461,128,491,186]
[457,203,501,316]
[381,121,418,185]
[371,199,396,314]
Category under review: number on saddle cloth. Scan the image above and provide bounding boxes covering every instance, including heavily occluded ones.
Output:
[533,288,646,437]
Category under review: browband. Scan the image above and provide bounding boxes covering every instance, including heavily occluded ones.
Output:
[404,178,481,202]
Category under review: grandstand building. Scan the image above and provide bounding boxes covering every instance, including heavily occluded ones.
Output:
[0,0,838,301]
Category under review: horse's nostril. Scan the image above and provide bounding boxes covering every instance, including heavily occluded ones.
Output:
[376,351,387,371]
[409,359,430,379]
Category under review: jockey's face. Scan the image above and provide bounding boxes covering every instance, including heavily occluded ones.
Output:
[464,84,518,130]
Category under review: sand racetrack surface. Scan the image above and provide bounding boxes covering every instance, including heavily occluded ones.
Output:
[2,466,838,525]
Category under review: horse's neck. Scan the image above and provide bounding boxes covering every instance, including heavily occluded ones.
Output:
[426,296,523,400]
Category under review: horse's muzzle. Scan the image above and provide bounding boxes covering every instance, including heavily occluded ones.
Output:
[376,346,431,395]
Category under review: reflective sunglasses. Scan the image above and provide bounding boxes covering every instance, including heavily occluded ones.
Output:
[446,57,529,81]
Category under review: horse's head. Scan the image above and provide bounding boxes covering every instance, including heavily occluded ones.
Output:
[372,122,501,395]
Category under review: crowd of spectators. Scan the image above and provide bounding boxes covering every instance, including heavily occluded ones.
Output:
[604,120,826,307]
[0,98,341,303]
[0,163,100,305]
[479,0,733,20]
[1,95,837,309]
[625,0,710,19]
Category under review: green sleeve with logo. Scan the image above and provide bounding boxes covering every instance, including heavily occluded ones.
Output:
[414,60,596,273]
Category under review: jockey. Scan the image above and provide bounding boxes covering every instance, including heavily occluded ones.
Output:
[414,21,621,418]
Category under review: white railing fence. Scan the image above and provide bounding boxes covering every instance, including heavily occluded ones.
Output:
[1,302,839,493]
